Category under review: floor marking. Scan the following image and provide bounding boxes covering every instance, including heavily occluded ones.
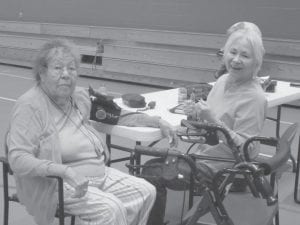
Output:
[0,71,122,96]
[0,96,16,102]
[0,71,33,80]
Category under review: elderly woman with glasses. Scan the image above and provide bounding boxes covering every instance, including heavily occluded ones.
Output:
[7,39,177,225]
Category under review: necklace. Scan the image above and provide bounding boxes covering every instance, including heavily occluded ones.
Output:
[40,86,102,158]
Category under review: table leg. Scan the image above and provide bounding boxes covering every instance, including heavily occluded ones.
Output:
[275,106,296,172]
[103,135,162,175]
[275,106,281,138]
[105,134,133,166]
[135,141,141,175]
[294,136,300,204]
[106,134,111,167]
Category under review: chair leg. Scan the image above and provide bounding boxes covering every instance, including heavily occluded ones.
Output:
[275,211,279,225]
[106,134,111,167]
[294,136,300,203]
[3,197,9,225]
[3,165,9,225]
[70,216,76,225]
[57,177,65,225]
[290,155,297,173]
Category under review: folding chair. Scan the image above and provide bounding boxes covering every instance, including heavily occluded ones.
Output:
[0,138,76,225]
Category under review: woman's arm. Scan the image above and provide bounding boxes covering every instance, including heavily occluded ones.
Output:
[194,97,267,148]
[118,111,178,147]
[8,101,89,197]
[8,102,69,177]
[230,97,267,147]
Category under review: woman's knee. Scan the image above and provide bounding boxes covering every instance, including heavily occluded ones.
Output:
[77,193,127,225]
[137,178,157,204]
[102,196,127,221]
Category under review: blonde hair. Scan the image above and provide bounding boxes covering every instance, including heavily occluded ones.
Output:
[224,29,265,77]
[226,21,262,37]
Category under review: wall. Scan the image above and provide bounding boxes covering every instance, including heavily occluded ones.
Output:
[1,0,300,40]
[0,1,300,87]
[0,20,299,88]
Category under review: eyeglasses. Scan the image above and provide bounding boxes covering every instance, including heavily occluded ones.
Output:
[47,65,78,78]
[216,49,224,57]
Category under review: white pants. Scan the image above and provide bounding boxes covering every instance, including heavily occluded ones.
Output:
[63,167,156,225]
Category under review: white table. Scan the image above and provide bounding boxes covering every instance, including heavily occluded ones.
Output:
[95,80,300,201]
[95,81,300,142]
[93,81,300,166]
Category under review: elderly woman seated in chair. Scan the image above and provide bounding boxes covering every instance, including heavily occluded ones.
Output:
[144,25,268,225]
[7,38,177,225]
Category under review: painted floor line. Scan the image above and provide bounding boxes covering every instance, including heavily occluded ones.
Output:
[0,96,16,102]
[0,71,33,80]
[0,69,124,100]
[0,71,122,95]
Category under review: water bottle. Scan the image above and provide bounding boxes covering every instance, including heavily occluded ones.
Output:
[190,88,196,102]
[178,87,187,104]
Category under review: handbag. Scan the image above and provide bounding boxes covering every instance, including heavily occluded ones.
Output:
[141,155,215,191]
[89,86,122,125]
[122,93,146,108]
[142,156,192,191]
[89,87,143,125]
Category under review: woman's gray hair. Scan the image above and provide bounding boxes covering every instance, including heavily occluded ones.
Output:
[223,29,265,77]
[226,21,262,37]
[33,38,81,82]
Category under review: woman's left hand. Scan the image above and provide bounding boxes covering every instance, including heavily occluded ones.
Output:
[195,100,217,123]
[63,167,89,198]
[158,119,178,147]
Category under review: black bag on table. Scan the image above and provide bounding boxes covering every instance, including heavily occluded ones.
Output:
[89,87,144,125]
[122,93,146,108]
[89,86,122,125]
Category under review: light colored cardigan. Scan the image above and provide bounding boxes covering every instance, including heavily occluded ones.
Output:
[7,85,108,225]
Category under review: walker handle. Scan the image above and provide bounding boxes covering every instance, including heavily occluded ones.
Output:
[134,145,181,158]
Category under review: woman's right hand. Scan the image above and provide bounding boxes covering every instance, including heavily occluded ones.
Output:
[158,119,178,147]
[63,167,89,198]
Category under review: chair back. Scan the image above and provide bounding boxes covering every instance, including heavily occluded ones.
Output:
[259,123,298,175]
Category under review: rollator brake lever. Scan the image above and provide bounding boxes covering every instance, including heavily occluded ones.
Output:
[253,171,277,206]
[235,162,277,206]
